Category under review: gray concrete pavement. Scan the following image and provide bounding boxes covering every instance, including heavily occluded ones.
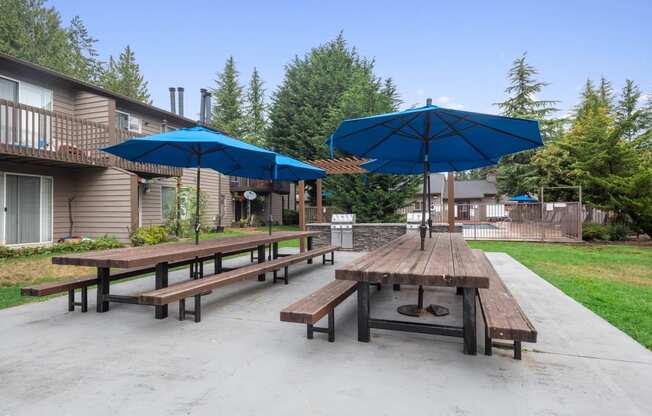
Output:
[0,249,650,415]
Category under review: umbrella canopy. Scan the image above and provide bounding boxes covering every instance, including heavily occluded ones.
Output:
[360,158,500,175]
[510,194,538,202]
[103,126,276,244]
[330,100,543,251]
[330,103,542,163]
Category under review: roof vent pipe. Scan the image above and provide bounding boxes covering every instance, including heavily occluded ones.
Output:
[199,88,207,124]
[169,87,176,114]
[204,92,212,125]
[177,87,184,117]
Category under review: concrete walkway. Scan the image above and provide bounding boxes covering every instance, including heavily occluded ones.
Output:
[0,250,650,415]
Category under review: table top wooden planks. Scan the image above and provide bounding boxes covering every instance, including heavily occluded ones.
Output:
[335,233,489,288]
[52,231,320,269]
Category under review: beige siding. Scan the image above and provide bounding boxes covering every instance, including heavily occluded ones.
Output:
[182,169,233,228]
[0,68,75,115]
[72,168,135,241]
[271,192,284,224]
[140,177,178,227]
[75,91,113,125]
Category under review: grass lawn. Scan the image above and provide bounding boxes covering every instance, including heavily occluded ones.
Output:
[468,241,652,350]
[0,225,301,310]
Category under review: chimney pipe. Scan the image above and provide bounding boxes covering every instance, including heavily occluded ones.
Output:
[177,87,184,117]
[204,92,212,125]
[199,88,207,124]
[426,97,432,106]
[169,87,176,114]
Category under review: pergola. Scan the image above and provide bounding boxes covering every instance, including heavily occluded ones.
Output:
[295,157,456,250]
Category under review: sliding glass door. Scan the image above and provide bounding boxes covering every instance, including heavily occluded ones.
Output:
[2,173,53,245]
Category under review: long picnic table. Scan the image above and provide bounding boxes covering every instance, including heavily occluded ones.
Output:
[52,231,319,319]
[335,232,489,354]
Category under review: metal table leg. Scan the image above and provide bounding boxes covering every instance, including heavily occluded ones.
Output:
[96,267,110,313]
[257,244,266,281]
[462,287,477,355]
[357,282,370,342]
[307,236,313,264]
[155,262,169,319]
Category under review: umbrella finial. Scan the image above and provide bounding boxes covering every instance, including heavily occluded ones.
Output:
[426,98,432,106]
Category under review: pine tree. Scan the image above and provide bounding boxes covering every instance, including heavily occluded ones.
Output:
[210,56,244,137]
[66,16,102,82]
[616,80,642,141]
[597,77,615,112]
[268,33,369,159]
[99,46,151,103]
[243,67,266,146]
[494,53,559,196]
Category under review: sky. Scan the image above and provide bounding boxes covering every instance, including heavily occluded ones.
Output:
[52,0,652,120]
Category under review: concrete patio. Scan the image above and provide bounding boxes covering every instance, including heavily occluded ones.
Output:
[0,250,650,415]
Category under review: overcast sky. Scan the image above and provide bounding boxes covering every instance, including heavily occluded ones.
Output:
[53,0,652,120]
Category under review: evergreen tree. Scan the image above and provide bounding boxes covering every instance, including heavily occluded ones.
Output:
[494,53,559,196]
[597,77,615,111]
[66,16,102,82]
[243,67,266,146]
[210,56,244,136]
[616,79,642,141]
[268,33,370,159]
[99,46,151,103]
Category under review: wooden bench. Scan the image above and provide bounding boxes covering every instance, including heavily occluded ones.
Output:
[139,245,339,322]
[280,280,358,342]
[21,266,155,313]
[473,249,537,359]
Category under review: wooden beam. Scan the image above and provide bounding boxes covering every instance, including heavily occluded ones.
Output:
[298,180,306,252]
[316,179,323,223]
[448,172,455,232]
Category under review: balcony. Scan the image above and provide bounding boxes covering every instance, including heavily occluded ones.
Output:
[229,176,290,194]
[0,99,181,177]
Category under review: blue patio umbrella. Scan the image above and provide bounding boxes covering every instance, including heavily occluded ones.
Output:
[331,99,543,251]
[227,153,326,236]
[103,126,277,244]
[510,194,538,202]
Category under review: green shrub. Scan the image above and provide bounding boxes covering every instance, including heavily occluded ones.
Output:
[129,225,172,246]
[0,236,123,259]
[606,223,630,241]
[582,223,609,241]
[283,209,299,225]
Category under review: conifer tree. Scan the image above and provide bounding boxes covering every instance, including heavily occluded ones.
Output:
[99,46,151,103]
[616,79,642,141]
[494,53,558,196]
[210,56,244,137]
[66,16,102,82]
[243,67,266,146]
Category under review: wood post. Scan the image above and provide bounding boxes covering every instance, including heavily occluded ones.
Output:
[298,180,306,252]
[447,172,455,232]
[316,179,323,223]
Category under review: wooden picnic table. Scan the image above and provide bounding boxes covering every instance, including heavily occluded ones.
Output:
[52,231,319,319]
[335,232,489,354]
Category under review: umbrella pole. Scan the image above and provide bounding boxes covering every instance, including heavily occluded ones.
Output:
[419,156,427,251]
[195,165,201,245]
[427,172,432,238]
[269,181,273,236]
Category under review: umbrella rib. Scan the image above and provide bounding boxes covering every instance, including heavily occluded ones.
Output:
[332,112,418,142]
[359,113,423,157]
[126,142,171,162]
[432,112,491,161]
[438,109,541,146]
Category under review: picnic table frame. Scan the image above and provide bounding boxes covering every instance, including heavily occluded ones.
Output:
[335,232,489,354]
[52,231,319,319]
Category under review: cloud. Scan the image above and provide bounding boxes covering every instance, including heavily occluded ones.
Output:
[416,89,424,96]
[448,103,465,110]
[437,95,451,104]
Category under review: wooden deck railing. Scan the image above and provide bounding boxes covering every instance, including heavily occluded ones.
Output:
[0,99,181,177]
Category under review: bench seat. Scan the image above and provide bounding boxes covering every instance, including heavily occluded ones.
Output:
[140,245,339,322]
[280,280,358,342]
[473,249,537,359]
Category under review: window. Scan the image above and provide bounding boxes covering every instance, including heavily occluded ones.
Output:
[19,82,53,111]
[116,111,142,133]
[161,186,176,221]
[0,76,18,102]
[0,173,53,245]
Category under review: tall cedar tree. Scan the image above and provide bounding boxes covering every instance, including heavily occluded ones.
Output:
[268,34,417,221]
[243,67,266,146]
[99,46,151,103]
[210,56,244,137]
[494,53,558,197]
[0,1,102,82]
